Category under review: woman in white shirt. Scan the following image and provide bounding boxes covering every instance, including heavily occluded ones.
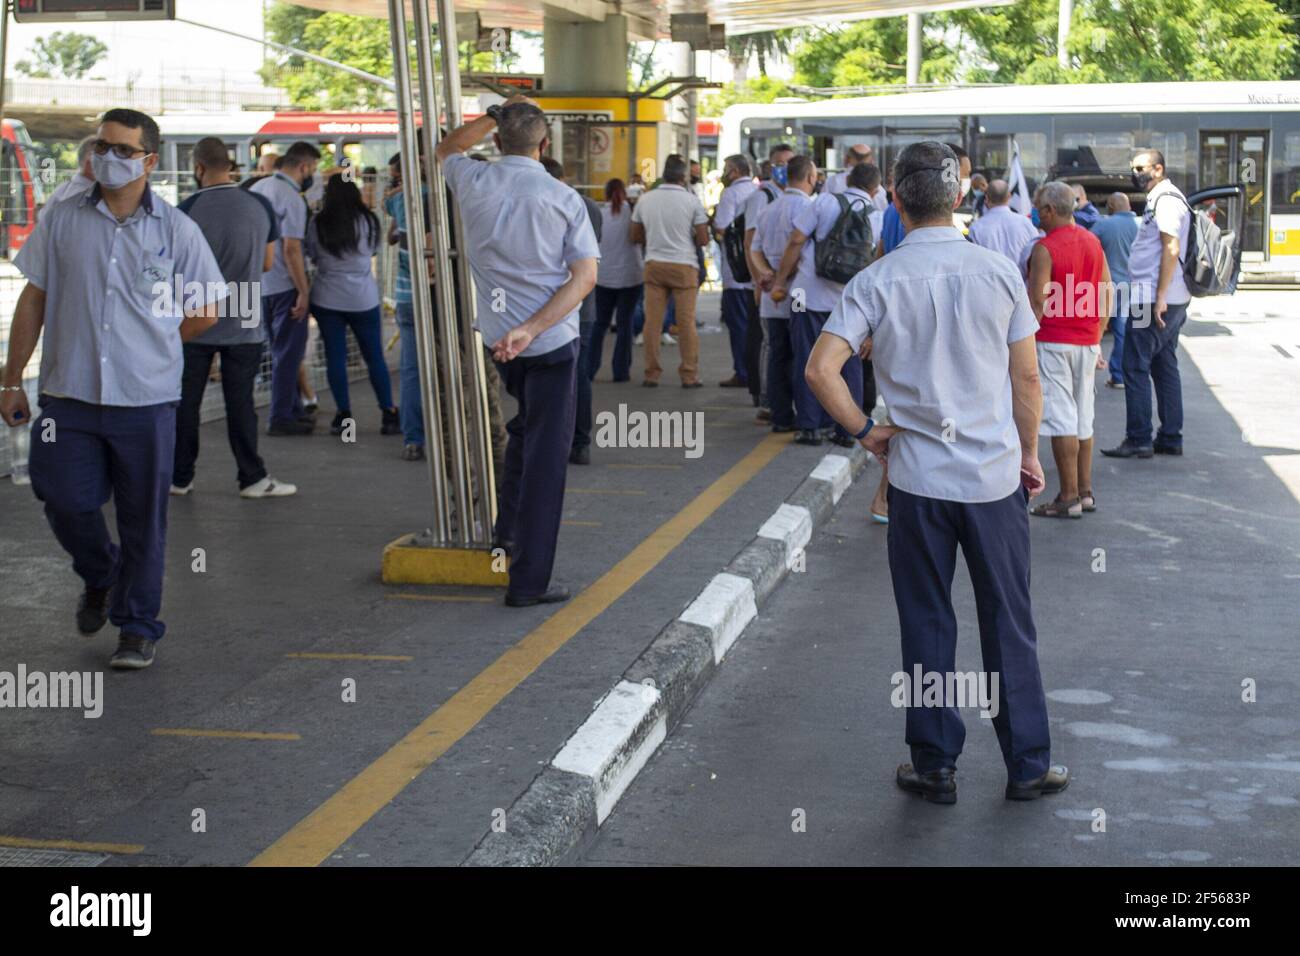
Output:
[591,179,645,382]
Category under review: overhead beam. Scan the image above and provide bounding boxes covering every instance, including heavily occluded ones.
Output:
[542,0,606,23]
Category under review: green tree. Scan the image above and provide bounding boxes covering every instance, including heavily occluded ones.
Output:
[727,29,799,84]
[15,31,107,79]
[791,21,956,89]
[701,75,795,114]
[262,3,395,110]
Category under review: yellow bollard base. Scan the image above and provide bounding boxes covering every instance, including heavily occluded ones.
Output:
[381,534,508,587]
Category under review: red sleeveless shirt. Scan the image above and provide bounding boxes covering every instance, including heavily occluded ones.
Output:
[1036,223,1106,346]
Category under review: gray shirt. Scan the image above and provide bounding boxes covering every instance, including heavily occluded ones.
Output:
[968,204,1041,265]
[442,153,599,358]
[630,183,708,266]
[304,215,381,312]
[249,171,307,296]
[579,192,603,326]
[790,187,875,314]
[14,184,226,406]
[713,178,757,290]
[596,201,644,289]
[178,183,279,344]
[825,226,1039,503]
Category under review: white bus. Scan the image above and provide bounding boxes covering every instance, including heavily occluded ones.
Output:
[720,82,1300,281]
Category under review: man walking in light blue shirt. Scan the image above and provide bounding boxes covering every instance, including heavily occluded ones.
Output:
[437,96,599,607]
[1,108,226,670]
[806,140,1068,805]
[1090,192,1139,388]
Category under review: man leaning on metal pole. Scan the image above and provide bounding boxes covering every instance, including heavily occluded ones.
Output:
[435,95,600,608]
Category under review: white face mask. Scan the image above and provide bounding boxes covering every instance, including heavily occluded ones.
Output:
[92,150,147,190]
[959,176,972,199]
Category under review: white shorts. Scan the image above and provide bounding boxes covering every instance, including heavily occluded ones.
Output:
[1037,342,1100,440]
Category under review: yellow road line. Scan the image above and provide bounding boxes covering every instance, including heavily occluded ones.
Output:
[285,652,414,662]
[152,729,301,741]
[385,593,495,604]
[250,431,789,867]
[566,487,647,495]
[562,520,603,527]
[0,835,144,855]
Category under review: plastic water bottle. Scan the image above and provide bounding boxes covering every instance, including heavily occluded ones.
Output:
[9,421,31,486]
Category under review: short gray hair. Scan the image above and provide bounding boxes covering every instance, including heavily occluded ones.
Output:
[498,103,549,155]
[76,135,97,163]
[723,153,751,179]
[893,141,959,221]
[1041,181,1076,218]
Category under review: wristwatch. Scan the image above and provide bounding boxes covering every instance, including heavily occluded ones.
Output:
[485,104,504,125]
[853,418,875,441]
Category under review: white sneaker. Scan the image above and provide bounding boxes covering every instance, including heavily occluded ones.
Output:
[169,483,193,496]
[240,476,297,498]
[661,332,677,346]
[634,333,644,346]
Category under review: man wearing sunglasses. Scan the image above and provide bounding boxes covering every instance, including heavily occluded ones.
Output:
[0,108,226,670]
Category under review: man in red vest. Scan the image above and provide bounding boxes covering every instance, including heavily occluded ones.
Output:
[1026,181,1113,519]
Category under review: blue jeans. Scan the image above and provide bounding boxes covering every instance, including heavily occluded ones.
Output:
[1123,301,1187,448]
[1106,285,1129,384]
[763,315,794,428]
[30,396,175,641]
[591,284,641,381]
[312,303,394,415]
[395,300,424,446]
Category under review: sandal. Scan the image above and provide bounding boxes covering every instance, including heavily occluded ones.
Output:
[1080,490,1096,512]
[1030,496,1083,519]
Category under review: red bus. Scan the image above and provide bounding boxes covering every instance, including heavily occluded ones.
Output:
[2,118,44,258]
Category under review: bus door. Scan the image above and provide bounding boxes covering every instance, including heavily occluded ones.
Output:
[1200,131,1267,259]
[1185,183,1247,293]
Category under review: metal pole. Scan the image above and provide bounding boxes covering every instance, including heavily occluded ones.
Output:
[1058,0,1073,69]
[411,0,474,545]
[0,1,9,168]
[388,0,451,541]
[906,13,921,87]
[434,0,496,543]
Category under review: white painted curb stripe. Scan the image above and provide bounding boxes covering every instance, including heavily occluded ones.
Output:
[757,502,813,569]
[552,680,667,824]
[810,453,852,503]
[679,572,758,664]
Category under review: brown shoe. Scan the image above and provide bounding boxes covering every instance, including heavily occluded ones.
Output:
[718,375,745,388]
[1030,496,1083,519]
[755,408,771,424]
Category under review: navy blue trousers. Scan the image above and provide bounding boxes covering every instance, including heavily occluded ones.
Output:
[591,284,641,382]
[494,340,578,600]
[763,315,794,428]
[886,484,1051,782]
[794,310,863,433]
[573,320,593,452]
[264,289,307,426]
[720,288,751,384]
[29,396,175,642]
[1123,301,1187,448]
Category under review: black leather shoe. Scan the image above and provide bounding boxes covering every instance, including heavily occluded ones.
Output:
[1101,440,1153,459]
[794,429,823,446]
[504,587,570,608]
[1006,764,1070,800]
[569,445,591,465]
[76,586,111,635]
[895,763,957,805]
[268,419,314,436]
[1153,443,1183,456]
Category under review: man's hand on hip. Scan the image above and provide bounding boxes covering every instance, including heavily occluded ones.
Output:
[861,424,901,462]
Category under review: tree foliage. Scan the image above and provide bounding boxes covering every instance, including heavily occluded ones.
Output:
[701,75,795,114]
[15,31,108,80]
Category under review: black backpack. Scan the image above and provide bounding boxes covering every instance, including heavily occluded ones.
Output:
[1153,193,1238,297]
[723,183,777,283]
[814,193,874,285]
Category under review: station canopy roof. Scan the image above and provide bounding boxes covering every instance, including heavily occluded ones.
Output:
[289,0,1010,39]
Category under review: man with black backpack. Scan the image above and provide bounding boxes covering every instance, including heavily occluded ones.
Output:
[1102,149,1192,459]
[713,154,758,391]
[770,161,872,447]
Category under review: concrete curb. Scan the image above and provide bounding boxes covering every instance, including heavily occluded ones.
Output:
[462,445,870,866]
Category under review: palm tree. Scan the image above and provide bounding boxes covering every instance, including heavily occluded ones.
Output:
[727,29,797,84]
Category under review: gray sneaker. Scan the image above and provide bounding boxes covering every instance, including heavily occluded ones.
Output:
[401,444,425,461]
[109,633,157,670]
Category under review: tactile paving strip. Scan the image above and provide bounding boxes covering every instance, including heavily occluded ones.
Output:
[0,847,108,867]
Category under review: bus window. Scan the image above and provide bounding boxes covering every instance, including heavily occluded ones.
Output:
[882,115,968,185]
[973,116,1048,193]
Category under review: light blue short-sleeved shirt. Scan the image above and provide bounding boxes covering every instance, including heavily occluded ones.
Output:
[712,177,757,290]
[14,184,227,407]
[824,226,1039,503]
[250,171,307,296]
[442,153,600,357]
[597,201,643,289]
[789,187,875,314]
[752,187,811,318]
[305,216,381,312]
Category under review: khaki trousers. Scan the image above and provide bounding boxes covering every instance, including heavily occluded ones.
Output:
[641,260,701,385]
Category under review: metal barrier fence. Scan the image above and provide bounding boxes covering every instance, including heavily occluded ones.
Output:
[0,171,402,478]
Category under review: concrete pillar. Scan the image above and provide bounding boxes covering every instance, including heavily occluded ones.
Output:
[675,42,698,161]
[1058,0,1073,68]
[906,13,921,87]
[544,12,629,92]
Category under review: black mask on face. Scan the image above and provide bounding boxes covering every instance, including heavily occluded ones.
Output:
[1131,169,1154,192]
[690,175,701,185]
[300,174,315,193]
